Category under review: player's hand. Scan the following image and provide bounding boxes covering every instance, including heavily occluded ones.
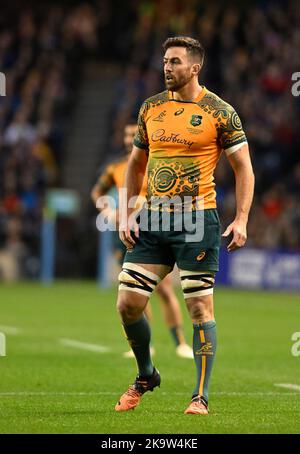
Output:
[222,219,247,252]
[119,217,139,250]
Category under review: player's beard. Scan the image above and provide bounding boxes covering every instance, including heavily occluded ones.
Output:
[164,71,193,92]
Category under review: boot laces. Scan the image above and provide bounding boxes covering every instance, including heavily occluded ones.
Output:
[125,385,143,398]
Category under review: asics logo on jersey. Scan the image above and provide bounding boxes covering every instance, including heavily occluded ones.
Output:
[174,108,184,116]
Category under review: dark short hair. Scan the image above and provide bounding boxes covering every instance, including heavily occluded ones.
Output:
[163,36,205,66]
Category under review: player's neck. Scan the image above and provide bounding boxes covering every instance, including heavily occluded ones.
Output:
[172,81,202,102]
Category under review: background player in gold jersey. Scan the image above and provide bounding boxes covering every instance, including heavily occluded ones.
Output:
[115,37,254,415]
[91,122,193,359]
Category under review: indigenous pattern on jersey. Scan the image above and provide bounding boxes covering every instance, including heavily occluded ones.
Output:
[133,86,247,209]
[97,156,147,197]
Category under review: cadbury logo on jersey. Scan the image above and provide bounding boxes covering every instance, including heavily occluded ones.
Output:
[151,129,194,149]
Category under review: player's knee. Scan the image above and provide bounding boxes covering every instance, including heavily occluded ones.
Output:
[185,296,214,321]
[116,295,140,320]
[118,262,160,297]
[156,280,173,302]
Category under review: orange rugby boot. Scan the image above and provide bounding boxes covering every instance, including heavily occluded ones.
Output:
[115,367,161,412]
[184,395,209,415]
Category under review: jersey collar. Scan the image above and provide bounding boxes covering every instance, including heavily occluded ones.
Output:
[168,85,206,104]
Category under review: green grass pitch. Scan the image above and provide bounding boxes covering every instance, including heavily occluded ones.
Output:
[0,281,300,434]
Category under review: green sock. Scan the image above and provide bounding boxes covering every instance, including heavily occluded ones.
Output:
[170,326,185,347]
[192,320,217,403]
[123,315,154,377]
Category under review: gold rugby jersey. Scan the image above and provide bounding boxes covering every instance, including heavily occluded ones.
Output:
[97,155,147,197]
[133,86,247,209]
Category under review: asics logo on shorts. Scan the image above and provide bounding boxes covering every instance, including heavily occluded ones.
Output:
[196,251,206,261]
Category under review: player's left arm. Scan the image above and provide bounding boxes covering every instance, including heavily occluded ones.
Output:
[222,143,255,252]
[91,165,114,206]
[91,166,118,224]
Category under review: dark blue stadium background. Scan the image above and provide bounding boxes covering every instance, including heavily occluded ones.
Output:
[0,0,299,280]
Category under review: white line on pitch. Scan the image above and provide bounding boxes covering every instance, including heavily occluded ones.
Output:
[0,325,20,335]
[59,338,110,353]
[0,391,299,397]
[274,383,300,392]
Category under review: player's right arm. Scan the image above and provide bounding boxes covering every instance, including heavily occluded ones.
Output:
[119,145,148,250]
[119,101,149,249]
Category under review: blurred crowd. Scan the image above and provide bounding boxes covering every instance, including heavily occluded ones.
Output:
[0,0,299,280]
[0,2,102,279]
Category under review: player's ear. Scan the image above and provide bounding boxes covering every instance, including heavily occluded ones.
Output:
[191,63,201,76]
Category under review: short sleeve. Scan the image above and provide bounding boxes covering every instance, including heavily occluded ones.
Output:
[133,102,149,150]
[217,105,247,155]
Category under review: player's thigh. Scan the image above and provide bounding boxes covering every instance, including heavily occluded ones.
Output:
[138,263,173,279]
[122,213,176,270]
[159,271,173,286]
[113,231,127,266]
[118,262,172,300]
[117,263,171,320]
[178,265,216,323]
[155,272,176,301]
[173,213,220,272]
